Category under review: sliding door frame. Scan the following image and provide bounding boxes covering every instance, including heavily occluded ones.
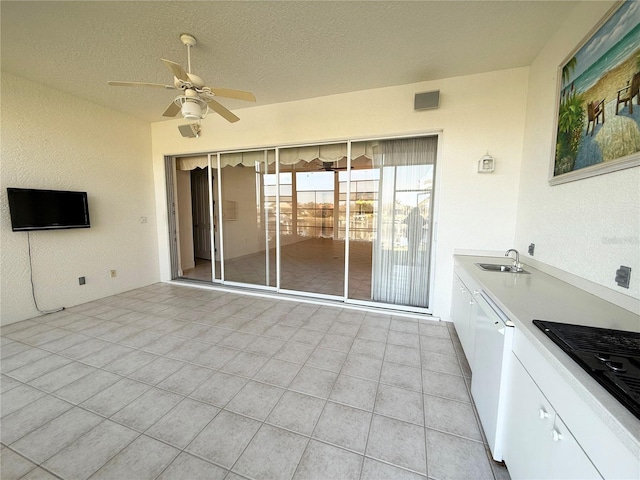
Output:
[166,130,442,314]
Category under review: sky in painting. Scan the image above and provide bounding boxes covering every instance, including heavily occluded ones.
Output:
[568,0,639,83]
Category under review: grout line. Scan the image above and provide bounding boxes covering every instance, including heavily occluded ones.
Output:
[356,316,390,480]
[2,286,493,480]
[290,314,373,480]
[1,444,65,480]
[417,321,430,478]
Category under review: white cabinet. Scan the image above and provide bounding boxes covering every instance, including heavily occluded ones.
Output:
[504,353,602,480]
[450,273,475,366]
[452,256,639,480]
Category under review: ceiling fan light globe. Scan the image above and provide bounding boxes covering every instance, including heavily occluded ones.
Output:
[181,100,202,120]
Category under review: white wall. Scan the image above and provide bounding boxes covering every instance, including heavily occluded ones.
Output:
[152,67,529,318]
[1,73,160,325]
[220,166,264,260]
[515,2,640,301]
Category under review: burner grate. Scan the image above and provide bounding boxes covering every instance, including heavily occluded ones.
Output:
[534,321,640,357]
[533,319,640,421]
[619,374,640,396]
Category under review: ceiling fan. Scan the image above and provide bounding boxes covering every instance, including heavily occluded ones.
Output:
[318,160,349,171]
[108,34,255,123]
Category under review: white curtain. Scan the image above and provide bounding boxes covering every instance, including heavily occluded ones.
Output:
[371,137,437,307]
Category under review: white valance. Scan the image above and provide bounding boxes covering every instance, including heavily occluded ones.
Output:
[220,151,276,167]
[176,142,376,171]
[279,143,374,165]
[176,156,208,171]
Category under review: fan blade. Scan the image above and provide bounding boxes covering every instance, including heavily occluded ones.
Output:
[208,87,256,102]
[108,81,175,89]
[161,59,189,82]
[162,101,180,117]
[207,99,240,123]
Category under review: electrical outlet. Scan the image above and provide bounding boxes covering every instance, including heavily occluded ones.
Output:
[528,243,535,256]
[78,276,86,285]
[615,266,631,289]
[110,270,117,278]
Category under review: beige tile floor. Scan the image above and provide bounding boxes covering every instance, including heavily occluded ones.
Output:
[1,283,510,480]
[182,238,373,300]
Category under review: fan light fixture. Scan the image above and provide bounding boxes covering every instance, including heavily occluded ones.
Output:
[174,95,208,120]
[181,100,203,120]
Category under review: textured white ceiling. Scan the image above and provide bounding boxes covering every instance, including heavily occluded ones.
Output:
[1,1,581,122]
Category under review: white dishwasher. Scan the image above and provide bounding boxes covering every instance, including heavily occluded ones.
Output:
[471,290,514,462]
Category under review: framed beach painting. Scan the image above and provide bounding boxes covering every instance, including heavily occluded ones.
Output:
[550,0,640,185]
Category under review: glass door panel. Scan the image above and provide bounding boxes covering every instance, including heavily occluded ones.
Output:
[220,151,275,287]
[278,144,346,297]
[343,145,377,300]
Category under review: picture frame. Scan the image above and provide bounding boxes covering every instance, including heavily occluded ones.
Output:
[549,0,640,185]
[222,200,238,220]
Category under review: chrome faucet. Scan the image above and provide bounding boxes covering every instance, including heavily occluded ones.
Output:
[505,249,523,272]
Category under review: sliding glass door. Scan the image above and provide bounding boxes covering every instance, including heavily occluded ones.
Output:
[278,144,346,297]
[171,135,437,310]
[370,137,436,307]
[219,151,276,288]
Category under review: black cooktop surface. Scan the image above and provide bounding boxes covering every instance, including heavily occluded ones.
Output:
[533,320,640,421]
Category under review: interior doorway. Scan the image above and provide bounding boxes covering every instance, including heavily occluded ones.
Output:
[191,167,212,261]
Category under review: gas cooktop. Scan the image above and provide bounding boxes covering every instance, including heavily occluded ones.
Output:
[533,320,640,421]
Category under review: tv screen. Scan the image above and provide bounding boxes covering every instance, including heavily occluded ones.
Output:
[7,188,91,231]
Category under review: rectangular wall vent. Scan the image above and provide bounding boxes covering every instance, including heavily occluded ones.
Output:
[414,90,440,111]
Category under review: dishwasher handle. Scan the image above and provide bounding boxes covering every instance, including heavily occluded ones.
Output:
[476,290,514,328]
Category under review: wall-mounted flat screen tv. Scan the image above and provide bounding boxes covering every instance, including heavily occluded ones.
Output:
[7,188,91,231]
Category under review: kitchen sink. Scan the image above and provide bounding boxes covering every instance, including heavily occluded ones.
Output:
[476,263,530,274]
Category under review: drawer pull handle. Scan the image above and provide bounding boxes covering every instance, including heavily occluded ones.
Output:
[538,409,549,420]
[552,429,563,442]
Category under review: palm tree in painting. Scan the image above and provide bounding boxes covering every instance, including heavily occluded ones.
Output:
[562,56,577,87]
[556,90,585,174]
[556,56,584,175]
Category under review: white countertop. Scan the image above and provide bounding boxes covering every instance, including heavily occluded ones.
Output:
[454,255,640,454]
